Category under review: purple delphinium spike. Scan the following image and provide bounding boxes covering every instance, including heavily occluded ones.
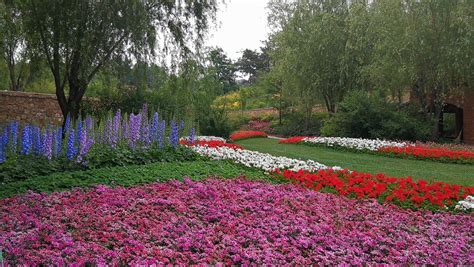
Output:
[55,127,63,157]
[104,118,113,147]
[122,119,128,143]
[141,116,150,147]
[21,125,32,155]
[77,124,94,163]
[180,120,185,131]
[0,139,5,164]
[112,110,121,146]
[158,120,166,148]
[43,128,53,160]
[32,126,42,155]
[169,120,179,149]
[1,127,8,149]
[85,117,94,145]
[150,112,159,143]
[66,128,77,161]
[85,116,92,131]
[0,127,8,163]
[77,119,83,145]
[128,113,142,149]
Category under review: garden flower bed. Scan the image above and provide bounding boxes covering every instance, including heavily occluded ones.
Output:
[186,137,473,210]
[274,169,474,211]
[229,130,267,141]
[279,136,474,164]
[185,139,342,172]
[1,178,472,265]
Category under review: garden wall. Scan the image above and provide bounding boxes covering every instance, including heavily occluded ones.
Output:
[0,91,63,126]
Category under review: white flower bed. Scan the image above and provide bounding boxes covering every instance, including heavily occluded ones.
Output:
[455,195,474,211]
[180,136,227,143]
[303,137,408,151]
[190,145,342,173]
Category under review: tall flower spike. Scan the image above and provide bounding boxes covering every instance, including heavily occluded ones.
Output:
[150,112,159,144]
[169,120,179,149]
[63,114,71,135]
[10,121,18,153]
[112,109,121,146]
[0,127,8,163]
[55,127,63,157]
[128,113,141,149]
[66,128,77,161]
[43,127,53,160]
[158,120,166,148]
[21,125,32,155]
[77,124,90,163]
[77,119,83,145]
[32,126,42,155]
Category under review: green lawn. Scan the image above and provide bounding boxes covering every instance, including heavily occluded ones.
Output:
[236,138,474,186]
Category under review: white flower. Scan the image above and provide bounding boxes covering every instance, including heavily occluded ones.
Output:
[180,136,227,143]
[189,142,342,172]
[303,137,408,151]
[455,195,474,211]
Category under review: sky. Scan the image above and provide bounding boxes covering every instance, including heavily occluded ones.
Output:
[205,0,270,60]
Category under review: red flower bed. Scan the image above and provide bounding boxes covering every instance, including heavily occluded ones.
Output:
[379,145,474,163]
[275,169,474,210]
[278,136,309,144]
[179,140,243,150]
[229,131,267,141]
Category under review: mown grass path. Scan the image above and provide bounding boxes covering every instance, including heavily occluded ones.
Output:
[236,138,474,186]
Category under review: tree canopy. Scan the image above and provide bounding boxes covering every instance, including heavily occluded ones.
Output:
[15,0,219,121]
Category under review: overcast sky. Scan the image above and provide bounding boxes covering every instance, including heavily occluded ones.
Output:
[205,0,270,60]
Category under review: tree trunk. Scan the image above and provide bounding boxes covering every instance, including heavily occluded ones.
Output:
[7,53,20,91]
[278,96,282,125]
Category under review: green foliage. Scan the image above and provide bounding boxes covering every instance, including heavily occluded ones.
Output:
[0,161,270,199]
[198,107,233,138]
[0,146,199,184]
[320,91,431,141]
[271,112,328,137]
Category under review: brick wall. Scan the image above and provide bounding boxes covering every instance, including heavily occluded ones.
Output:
[464,90,474,145]
[0,91,63,126]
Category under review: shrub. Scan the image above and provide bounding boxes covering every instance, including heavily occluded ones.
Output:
[0,145,199,184]
[321,91,431,141]
[272,112,328,137]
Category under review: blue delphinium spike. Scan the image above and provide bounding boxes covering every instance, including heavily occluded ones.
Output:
[66,128,77,161]
[158,120,166,149]
[77,119,83,145]
[10,121,18,153]
[21,125,32,155]
[63,114,71,135]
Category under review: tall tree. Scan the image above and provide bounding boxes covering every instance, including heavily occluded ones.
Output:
[207,47,237,93]
[0,0,27,91]
[19,0,219,121]
[236,46,270,85]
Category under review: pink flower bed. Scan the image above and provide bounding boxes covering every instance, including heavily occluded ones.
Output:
[1,178,473,265]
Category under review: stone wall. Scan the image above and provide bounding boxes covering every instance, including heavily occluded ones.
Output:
[0,91,63,126]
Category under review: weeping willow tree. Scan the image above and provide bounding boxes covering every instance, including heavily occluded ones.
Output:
[18,0,220,123]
